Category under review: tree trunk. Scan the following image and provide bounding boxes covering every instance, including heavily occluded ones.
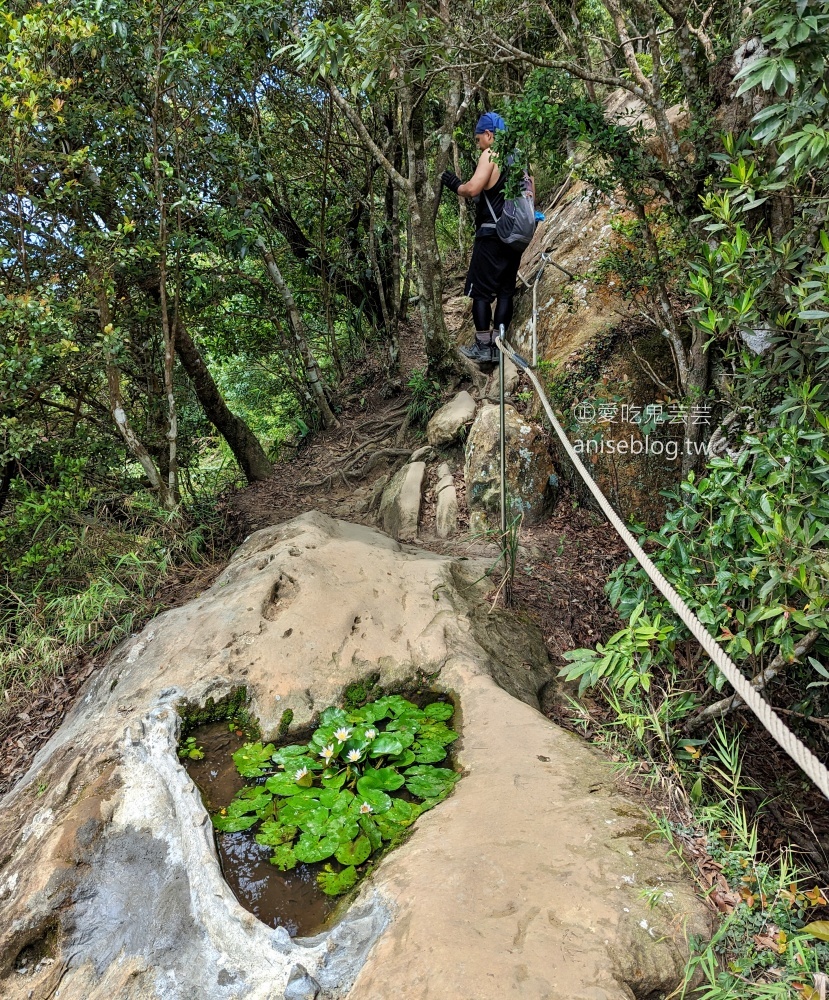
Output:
[256,238,339,430]
[681,327,710,475]
[0,458,16,518]
[174,318,273,483]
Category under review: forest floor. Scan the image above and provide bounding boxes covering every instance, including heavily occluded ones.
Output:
[3,306,828,882]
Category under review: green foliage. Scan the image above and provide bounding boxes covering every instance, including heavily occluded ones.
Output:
[211,695,460,895]
[562,603,673,697]
[678,823,829,996]
[178,737,204,761]
[0,467,228,689]
[406,369,442,428]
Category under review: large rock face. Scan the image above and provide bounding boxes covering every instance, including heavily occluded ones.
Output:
[377,460,424,541]
[426,390,477,447]
[464,403,557,531]
[0,512,709,999]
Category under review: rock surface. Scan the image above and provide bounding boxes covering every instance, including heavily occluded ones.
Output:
[485,357,519,401]
[377,461,425,541]
[435,474,458,538]
[0,513,709,1000]
[465,403,557,530]
[426,391,477,447]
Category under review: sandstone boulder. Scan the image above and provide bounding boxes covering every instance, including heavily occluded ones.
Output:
[435,475,458,538]
[377,461,424,541]
[426,391,477,447]
[484,356,519,400]
[465,403,557,531]
[0,512,709,1000]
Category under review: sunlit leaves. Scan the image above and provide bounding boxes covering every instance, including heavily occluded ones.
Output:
[211,695,459,896]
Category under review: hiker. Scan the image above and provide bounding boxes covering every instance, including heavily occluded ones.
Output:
[441,112,534,363]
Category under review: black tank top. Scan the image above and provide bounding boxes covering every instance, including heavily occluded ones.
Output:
[474,170,507,236]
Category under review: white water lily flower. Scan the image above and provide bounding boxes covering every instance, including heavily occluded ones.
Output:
[334,727,352,742]
[319,744,335,762]
[359,801,373,814]
[294,766,309,781]
[347,749,361,763]
[365,728,377,740]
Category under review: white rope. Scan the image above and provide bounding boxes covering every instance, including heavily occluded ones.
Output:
[495,336,829,801]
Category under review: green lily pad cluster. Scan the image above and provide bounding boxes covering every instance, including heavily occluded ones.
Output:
[211,694,460,895]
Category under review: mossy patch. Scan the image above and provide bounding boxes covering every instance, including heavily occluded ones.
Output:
[178,687,260,741]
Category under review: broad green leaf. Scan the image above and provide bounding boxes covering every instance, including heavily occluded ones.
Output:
[404,765,459,801]
[369,734,403,756]
[335,834,371,866]
[232,742,276,778]
[359,815,383,851]
[423,702,454,721]
[270,845,297,871]
[358,787,392,813]
[293,832,339,863]
[212,812,259,833]
[320,706,349,727]
[278,794,324,826]
[357,767,405,792]
[265,774,312,797]
[256,819,297,847]
[317,864,357,896]
[321,771,346,790]
[270,744,308,769]
[802,921,829,942]
[296,805,330,837]
[413,741,447,763]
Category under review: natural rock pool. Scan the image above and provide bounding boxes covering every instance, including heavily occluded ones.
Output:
[184,722,337,936]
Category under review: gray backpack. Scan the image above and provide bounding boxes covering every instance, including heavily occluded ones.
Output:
[484,168,535,249]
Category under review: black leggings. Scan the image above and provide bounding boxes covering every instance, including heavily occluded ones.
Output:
[472,295,514,334]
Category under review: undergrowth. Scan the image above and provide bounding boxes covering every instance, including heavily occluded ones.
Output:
[0,465,231,690]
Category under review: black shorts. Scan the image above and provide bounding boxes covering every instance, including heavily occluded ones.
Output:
[464,235,523,300]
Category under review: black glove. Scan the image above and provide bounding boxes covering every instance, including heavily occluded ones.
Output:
[441,170,461,194]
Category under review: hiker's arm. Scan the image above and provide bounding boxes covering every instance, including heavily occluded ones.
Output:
[458,150,495,198]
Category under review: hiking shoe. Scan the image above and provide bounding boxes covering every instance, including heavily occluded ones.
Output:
[460,339,495,364]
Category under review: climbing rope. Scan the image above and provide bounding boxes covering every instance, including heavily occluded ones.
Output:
[494,334,829,801]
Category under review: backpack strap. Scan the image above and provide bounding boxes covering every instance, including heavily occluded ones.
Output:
[483,191,500,225]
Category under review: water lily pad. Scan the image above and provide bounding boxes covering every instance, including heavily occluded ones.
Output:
[293,832,339,863]
[232,742,276,778]
[296,805,331,837]
[359,815,383,851]
[358,787,392,813]
[404,765,459,801]
[424,701,454,721]
[321,771,346,790]
[329,815,360,843]
[270,744,308,768]
[270,844,298,871]
[418,722,458,745]
[388,798,420,825]
[413,741,447,763]
[381,726,416,748]
[388,749,416,767]
[368,734,403,757]
[330,789,356,814]
[317,864,357,896]
[265,774,312,797]
[335,834,371,866]
[357,767,405,792]
[278,795,323,827]
[212,812,259,833]
[320,706,350,727]
[255,819,297,847]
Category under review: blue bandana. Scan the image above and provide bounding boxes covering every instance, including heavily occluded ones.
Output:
[475,112,506,134]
